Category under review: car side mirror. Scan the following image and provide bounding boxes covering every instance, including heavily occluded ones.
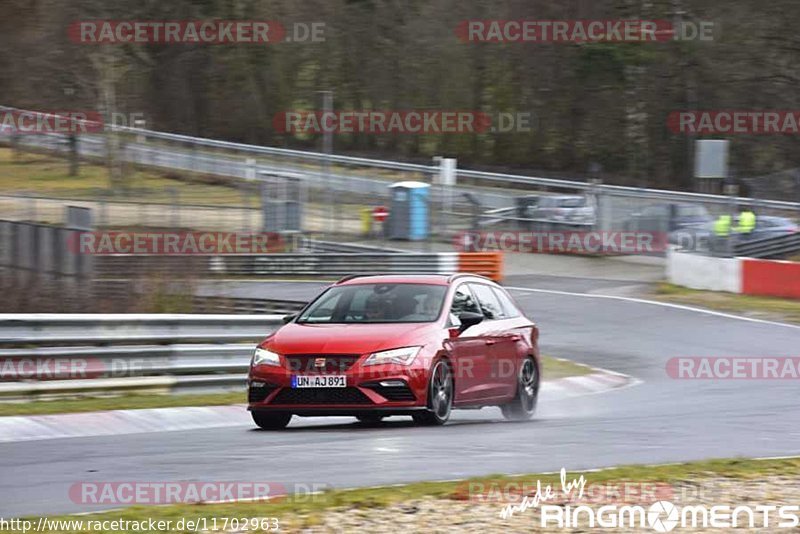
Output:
[282,314,297,324]
[457,311,484,332]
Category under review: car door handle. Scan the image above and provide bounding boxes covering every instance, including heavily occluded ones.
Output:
[484,339,496,345]
[508,334,522,341]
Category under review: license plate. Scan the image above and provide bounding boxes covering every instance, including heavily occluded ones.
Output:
[291,375,346,388]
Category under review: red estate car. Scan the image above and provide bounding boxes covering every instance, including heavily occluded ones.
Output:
[247,273,540,429]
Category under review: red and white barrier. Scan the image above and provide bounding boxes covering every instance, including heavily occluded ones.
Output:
[667,249,800,299]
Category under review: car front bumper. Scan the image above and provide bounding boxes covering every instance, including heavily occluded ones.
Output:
[247,362,429,414]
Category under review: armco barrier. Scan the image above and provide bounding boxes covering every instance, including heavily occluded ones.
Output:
[459,252,503,282]
[742,258,800,299]
[0,314,280,345]
[668,249,800,299]
[93,252,501,280]
[0,314,281,399]
[735,232,800,259]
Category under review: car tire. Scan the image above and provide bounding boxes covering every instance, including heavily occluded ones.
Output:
[251,411,292,430]
[413,360,454,426]
[501,357,539,421]
[355,415,384,425]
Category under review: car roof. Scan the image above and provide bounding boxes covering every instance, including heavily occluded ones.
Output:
[334,273,497,286]
[335,274,451,286]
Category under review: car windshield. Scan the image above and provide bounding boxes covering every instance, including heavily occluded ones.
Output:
[297,283,447,324]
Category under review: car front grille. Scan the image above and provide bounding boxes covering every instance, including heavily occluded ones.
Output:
[284,355,360,374]
[362,382,416,402]
[270,387,372,405]
[248,383,278,403]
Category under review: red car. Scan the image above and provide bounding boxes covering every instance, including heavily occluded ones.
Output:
[247,274,540,429]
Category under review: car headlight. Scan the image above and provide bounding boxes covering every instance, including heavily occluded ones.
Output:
[252,347,281,367]
[363,346,421,366]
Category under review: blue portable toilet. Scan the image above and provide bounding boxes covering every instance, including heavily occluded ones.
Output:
[388,181,430,240]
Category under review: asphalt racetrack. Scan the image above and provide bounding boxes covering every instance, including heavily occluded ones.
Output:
[2,275,800,517]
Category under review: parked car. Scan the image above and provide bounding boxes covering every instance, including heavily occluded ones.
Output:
[624,203,713,233]
[524,194,597,227]
[671,215,799,251]
[247,274,540,429]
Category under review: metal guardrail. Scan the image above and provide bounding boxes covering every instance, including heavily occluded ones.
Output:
[93,253,459,278]
[1,343,254,374]
[91,281,308,314]
[0,314,285,399]
[734,232,800,259]
[2,104,800,214]
[301,239,406,254]
[0,314,282,345]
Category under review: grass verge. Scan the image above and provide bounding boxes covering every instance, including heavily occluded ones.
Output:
[16,457,800,533]
[0,392,245,417]
[541,355,594,379]
[653,282,800,324]
[0,148,247,205]
[0,357,592,417]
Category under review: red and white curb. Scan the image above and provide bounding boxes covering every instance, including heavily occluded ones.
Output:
[544,358,639,398]
[0,365,636,443]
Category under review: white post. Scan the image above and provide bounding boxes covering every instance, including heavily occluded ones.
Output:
[439,157,457,236]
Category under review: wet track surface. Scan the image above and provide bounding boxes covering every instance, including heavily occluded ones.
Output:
[2,275,800,517]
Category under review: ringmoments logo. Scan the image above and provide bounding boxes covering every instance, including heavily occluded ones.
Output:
[501,469,800,531]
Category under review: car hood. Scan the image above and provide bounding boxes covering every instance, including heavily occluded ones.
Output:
[265,322,440,355]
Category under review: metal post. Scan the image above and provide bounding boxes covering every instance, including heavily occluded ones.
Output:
[437,158,457,244]
[723,183,739,258]
[319,90,334,237]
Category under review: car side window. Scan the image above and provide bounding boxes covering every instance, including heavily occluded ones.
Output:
[450,284,480,316]
[469,283,504,320]
[491,287,521,318]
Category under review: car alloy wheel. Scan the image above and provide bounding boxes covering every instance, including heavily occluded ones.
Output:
[413,360,453,426]
[501,357,539,421]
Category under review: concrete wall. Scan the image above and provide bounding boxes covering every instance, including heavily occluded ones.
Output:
[668,249,800,300]
[667,249,742,293]
[742,258,800,299]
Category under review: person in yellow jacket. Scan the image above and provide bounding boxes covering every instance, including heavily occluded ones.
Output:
[714,214,732,237]
[735,208,756,234]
